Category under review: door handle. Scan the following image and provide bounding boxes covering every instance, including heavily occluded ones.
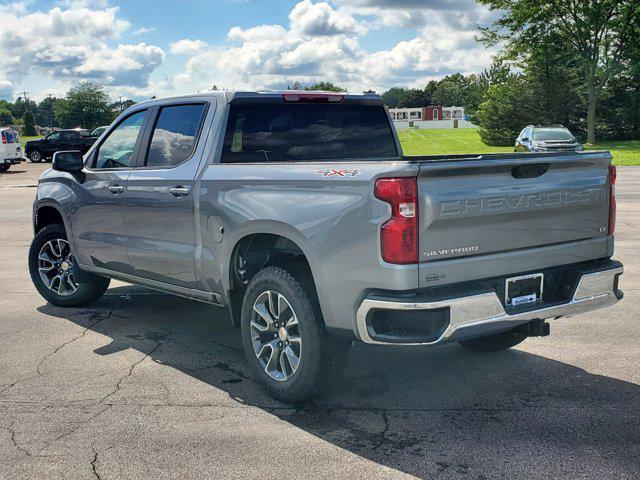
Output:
[169,186,190,197]
[108,184,124,194]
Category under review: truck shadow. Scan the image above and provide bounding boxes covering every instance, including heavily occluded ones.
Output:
[38,285,640,478]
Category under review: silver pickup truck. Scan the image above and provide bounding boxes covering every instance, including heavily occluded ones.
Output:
[28,91,623,402]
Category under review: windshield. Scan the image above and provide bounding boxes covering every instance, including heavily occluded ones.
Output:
[532,128,575,141]
[221,102,397,163]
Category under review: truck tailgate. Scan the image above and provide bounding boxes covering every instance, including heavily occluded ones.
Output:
[414,151,612,277]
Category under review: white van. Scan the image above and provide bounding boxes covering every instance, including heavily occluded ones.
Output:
[0,128,22,172]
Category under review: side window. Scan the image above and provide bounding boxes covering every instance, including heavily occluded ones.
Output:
[47,132,61,142]
[145,104,206,168]
[94,110,147,169]
[62,131,77,141]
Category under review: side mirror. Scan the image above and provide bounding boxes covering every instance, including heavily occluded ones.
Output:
[52,150,84,173]
[521,137,530,142]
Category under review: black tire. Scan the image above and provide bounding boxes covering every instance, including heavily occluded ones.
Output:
[240,265,349,403]
[29,224,110,307]
[0,165,9,172]
[28,150,43,163]
[459,328,527,352]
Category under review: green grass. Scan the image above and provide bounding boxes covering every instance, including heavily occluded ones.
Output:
[398,128,640,165]
[583,139,640,166]
[19,135,41,151]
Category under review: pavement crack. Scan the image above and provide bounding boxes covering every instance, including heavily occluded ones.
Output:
[100,339,163,404]
[36,310,115,376]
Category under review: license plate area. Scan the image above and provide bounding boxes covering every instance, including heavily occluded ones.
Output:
[505,273,543,307]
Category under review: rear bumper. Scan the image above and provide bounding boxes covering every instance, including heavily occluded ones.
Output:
[3,158,21,164]
[356,261,623,346]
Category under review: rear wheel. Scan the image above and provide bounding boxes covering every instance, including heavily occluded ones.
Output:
[459,328,527,352]
[28,150,42,163]
[240,266,349,403]
[0,165,9,172]
[29,224,110,307]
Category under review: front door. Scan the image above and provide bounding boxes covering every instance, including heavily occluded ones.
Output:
[71,109,149,273]
[125,101,210,289]
[43,132,61,157]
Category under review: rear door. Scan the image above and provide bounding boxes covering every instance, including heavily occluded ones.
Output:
[416,153,611,286]
[71,109,149,273]
[124,101,210,289]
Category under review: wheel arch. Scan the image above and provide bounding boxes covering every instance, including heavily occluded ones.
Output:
[225,226,324,328]
[33,201,70,239]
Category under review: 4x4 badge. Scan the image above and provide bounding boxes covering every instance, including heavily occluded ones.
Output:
[315,168,361,177]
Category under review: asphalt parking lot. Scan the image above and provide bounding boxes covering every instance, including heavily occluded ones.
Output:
[0,162,639,479]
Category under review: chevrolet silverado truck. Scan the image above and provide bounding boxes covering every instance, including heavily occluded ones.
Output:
[25,129,97,163]
[28,91,623,402]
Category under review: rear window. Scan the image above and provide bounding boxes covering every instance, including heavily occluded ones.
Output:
[2,131,14,143]
[146,104,206,168]
[221,103,397,163]
[532,128,574,141]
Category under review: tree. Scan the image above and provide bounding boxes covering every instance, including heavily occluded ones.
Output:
[303,81,346,92]
[381,87,408,108]
[54,82,113,129]
[479,0,640,143]
[0,108,14,125]
[23,110,37,136]
[398,88,431,108]
[475,74,544,146]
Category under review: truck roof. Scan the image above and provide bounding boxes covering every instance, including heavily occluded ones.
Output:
[132,90,383,108]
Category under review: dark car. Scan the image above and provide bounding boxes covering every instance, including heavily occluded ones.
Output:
[515,125,583,153]
[25,129,98,163]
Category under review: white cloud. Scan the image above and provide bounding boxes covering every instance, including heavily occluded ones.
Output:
[0,3,164,98]
[131,27,157,36]
[3,0,497,100]
[162,0,496,95]
[289,0,363,36]
[170,39,210,56]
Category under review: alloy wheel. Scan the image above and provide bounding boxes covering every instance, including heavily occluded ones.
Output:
[29,151,42,162]
[37,238,80,296]
[250,290,302,381]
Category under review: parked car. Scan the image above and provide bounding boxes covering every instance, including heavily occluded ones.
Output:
[90,126,109,138]
[24,129,98,163]
[515,125,583,152]
[0,128,22,172]
[29,91,623,402]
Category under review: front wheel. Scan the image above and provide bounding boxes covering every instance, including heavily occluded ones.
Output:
[28,224,110,307]
[28,150,43,163]
[459,328,527,352]
[240,266,349,403]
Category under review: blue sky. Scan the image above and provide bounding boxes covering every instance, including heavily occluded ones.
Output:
[0,0,498,101]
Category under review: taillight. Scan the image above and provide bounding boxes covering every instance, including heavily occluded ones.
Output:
[374,177,418,264]
[1,132,6,144]
[608,164,617,235]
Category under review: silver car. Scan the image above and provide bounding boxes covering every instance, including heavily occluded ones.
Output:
[515,125,583,152]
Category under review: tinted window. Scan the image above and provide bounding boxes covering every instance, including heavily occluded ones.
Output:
[221,103,397,163]
[47,132,61,141]
[62,131,77,141]
[3,131,14,143]
[146,104,205,167]
[94,110,146,169]
[533,128,574,141]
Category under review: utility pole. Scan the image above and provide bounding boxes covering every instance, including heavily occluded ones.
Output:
[119,96,123,112]
[47,94,54,131]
